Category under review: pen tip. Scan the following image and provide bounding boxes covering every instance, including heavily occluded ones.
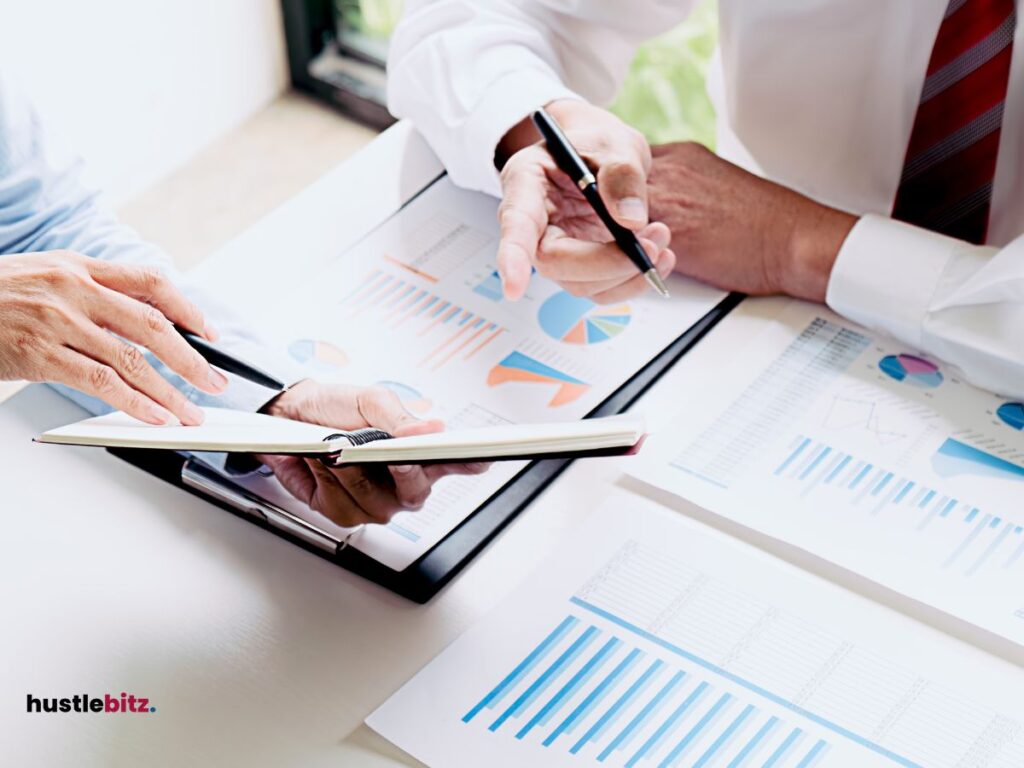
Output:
[644,269,671,298]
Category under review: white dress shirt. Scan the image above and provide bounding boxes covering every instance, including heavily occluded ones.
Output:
[387,0,1024,399]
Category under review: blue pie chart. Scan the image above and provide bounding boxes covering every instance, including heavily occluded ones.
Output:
[538,291,631,345]
[879,354,943,388]
[997,402,1024,431]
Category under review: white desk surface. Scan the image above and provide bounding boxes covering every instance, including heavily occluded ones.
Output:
[0,117,732,767]
[1,312,766,768]
[1,121,1005,767]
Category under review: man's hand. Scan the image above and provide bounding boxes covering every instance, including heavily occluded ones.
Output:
[496,99,675,303]
[646,142,858,301]
[0,250,226,424]
[257,381,487,528]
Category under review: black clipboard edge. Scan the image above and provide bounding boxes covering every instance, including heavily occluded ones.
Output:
[109,292,743,603]
[394,292,745,598]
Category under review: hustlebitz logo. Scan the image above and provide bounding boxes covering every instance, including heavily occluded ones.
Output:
[27,693,156,714]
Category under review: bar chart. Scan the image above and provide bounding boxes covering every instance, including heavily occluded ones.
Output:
[463,611,833,768]
[629,300,1024,652]
[669,317,871,489]
[472,269,504,302]
[339,270,505,372]
[773,435,1024,577]
[382,215,493,283]
[370,502,1024,768]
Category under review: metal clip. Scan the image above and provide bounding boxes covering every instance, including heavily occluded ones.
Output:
[182,458,344,556]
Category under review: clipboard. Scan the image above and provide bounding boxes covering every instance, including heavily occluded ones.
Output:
[108,292,741,603]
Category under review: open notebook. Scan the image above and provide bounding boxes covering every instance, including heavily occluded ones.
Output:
[37,407,646,464]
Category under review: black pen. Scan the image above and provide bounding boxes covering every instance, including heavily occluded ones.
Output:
[175,326,286,391]
[531,108,670,298]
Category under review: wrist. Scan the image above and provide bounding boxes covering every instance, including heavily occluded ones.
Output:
[261,378,314,419]
[495,98,584,170]
[779,200,858,302]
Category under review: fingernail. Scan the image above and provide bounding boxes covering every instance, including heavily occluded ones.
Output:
[182,401,204,426]
[393,464,415,475]
[147,404,171,425]
[500,263,529,300]
[617,197,647,223]
[203,322,220,342]
[207,368,229,392]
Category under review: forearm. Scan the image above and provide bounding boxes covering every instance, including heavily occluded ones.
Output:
[388,0,692,194]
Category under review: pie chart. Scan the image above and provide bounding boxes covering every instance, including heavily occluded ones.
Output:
[289,338,350,370]
[375,380,433,416]
[997,402,1024,431]
[538,291,631,345]
[879,354,943,388]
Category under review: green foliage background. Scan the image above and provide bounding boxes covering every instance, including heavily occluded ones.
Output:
[608,0,718,149]
[347,0,720,148]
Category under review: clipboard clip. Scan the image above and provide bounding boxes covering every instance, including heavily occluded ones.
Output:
[180,458,362,556]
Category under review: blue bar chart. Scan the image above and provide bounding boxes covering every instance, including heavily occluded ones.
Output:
[472,270,504,302]
[370,502,1024,768]
[463,610,841,767]
[773,435,1024,576]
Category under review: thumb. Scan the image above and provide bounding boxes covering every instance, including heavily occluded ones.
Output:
[496,147,550,301]
[597,155,650,230]
[356,387,443,436]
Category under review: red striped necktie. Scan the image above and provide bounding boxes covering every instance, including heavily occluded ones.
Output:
[891,0,1017,244]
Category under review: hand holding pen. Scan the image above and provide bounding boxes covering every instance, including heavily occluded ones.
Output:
[531,108,669,298]
[493,100,675,303]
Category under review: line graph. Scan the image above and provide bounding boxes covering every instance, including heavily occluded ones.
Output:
[820,396,907,445]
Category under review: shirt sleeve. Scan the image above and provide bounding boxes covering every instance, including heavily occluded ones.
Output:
[826,214,1024,399]
[386,0,697,196]
[0,70,307,418]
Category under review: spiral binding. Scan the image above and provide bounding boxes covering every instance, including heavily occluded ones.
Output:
[323,428,393,446]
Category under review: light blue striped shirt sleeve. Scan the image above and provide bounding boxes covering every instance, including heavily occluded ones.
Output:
[0,69,307,418]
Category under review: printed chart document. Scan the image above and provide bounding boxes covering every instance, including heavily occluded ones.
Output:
[367,496,1024,768]
[630,299,1024,647]
[211,177,724,570]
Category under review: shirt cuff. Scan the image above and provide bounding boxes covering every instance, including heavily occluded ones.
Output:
[825,214,963,348]
[460,69,581,197]
[187,336,306,414]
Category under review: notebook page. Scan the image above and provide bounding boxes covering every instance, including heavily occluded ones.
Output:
[41,408,332,453]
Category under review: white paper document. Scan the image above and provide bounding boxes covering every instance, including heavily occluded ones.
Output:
[367,495,1024,768]
[221,176,724,570]
[629,300,1024,646]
